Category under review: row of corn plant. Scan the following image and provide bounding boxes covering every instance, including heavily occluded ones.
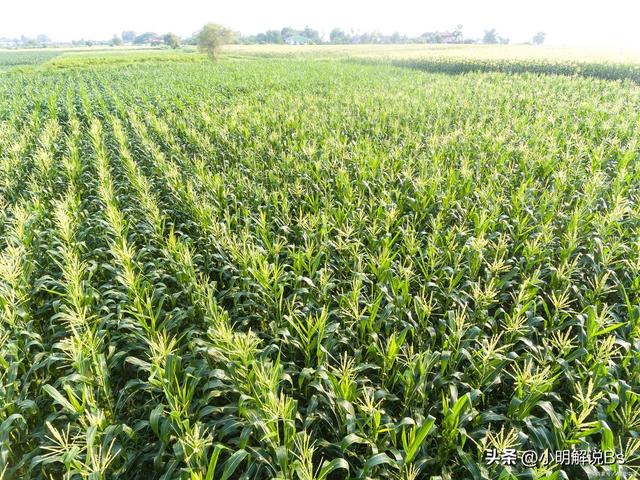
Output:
[1,55,640,479]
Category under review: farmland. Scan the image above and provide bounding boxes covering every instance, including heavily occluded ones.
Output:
[225,43,640,62]
[0,50,62,70]
[1,47,640,479]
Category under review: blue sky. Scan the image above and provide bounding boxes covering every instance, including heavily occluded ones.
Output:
[2,0,639,48]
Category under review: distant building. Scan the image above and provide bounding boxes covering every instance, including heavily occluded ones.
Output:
[133,32,162,45]
[285,35,312,45]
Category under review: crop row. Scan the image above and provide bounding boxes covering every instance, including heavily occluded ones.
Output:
[355,56,640,84]
[0,59,639,479]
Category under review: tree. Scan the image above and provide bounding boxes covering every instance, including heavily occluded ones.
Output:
[111,35,123,46]
[532,31,546,45]
[390,32,405,44]
[122,31,136,43]
[163,33,180,49]
[281,27,297,40]
[264,30,283,43]
[421,32,441,44]
[197,23,235,59]
[452,25,463,43]
[183,33,198,46]
[330,28,349,44]
[482,28,498,44]
[302,26,321,44]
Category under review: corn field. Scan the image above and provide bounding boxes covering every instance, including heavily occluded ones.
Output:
[0,51,61,70]
[1,56,640,479]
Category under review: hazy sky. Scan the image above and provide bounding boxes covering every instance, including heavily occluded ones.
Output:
[2,1,639,48]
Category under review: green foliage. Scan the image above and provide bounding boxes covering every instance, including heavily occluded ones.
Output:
[483,28,499,44]
[163,33,181,49]
[368,56,640,84]
[197,23,235,59]
[533,32,546,46]
[0,50,60,70]
[330,28,349,44]
[0,52,639,479]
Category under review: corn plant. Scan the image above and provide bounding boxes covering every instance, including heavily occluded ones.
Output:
[1,51,640,479]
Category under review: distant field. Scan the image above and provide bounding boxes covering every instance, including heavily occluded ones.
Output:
[0,50,62,70]
[1,45,640,479]
[224,43,640,63]
[4,44,639,84]
[225,44,640,84]
[46,49,204,68]
[0,47,199,71]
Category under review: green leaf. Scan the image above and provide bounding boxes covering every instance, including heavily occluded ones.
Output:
[404,416,436,464]
[363,452,394,473]
[205,445,225,480]
[43,384,79,414]
[221,449,248,480]
[318,458,349,479]
[595,322,626,337]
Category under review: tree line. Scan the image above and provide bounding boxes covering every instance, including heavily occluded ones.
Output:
[111,24,545,50]
[2,24,546,51]
[240,26,546,46]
